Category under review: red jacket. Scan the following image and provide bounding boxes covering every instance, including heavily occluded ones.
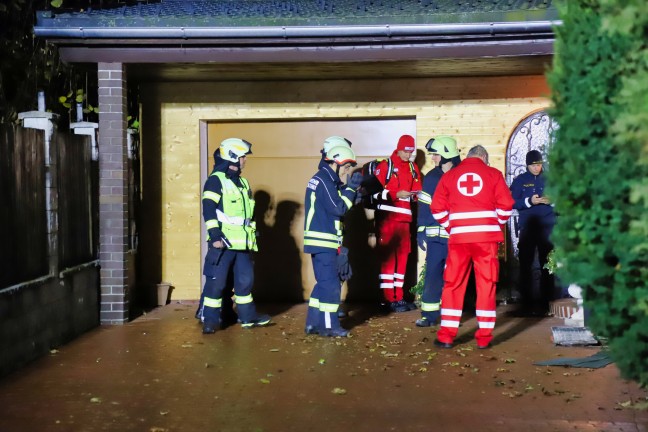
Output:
[431,157,513,244]
[374,151,422,222]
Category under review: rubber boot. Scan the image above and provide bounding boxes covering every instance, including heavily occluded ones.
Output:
[318,310,349,337]
[305,306,320,335]
[238,303,271,328]
[202,308,221,334]
[416,311,439,327]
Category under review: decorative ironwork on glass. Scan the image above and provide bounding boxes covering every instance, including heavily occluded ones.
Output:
[506,110,558,257]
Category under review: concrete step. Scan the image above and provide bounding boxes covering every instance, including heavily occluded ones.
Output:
[549,298,578,319]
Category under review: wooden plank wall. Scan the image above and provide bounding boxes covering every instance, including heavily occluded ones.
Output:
[0,125,48,288]
[56,132,94,269]
[141,75,551,299]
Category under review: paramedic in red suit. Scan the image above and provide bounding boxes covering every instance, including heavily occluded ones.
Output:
[373,135,422,312]
[431,145,514,349]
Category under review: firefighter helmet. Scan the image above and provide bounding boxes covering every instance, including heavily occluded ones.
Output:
[326,145,357,167]
[219,138,252,163]
[425,136,459,158]
[322,136,352,156]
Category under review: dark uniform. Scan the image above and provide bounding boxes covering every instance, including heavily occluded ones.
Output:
[303,157,357,336]
[416,165,450,325]
[200,141,270,334]
[510,160,556,313]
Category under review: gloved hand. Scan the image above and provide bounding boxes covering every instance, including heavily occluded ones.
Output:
[346,171,363,191]
[337,247,353,281]
[417,231,427,251]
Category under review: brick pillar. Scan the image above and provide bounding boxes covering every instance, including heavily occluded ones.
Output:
[98,63,129,324]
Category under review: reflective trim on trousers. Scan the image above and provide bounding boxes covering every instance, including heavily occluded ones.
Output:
[441,308,462,317]
[421,302,440,312]
[235,294,253,304]
[440,319,460,328]
[204,297,222,308]
[319,302,339,313]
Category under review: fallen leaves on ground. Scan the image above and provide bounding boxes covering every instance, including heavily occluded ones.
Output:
[617,399,648,410]
[331,388,347,395]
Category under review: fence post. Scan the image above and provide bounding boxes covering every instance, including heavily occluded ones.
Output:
[70,121,99,161]
[18,109,60,276]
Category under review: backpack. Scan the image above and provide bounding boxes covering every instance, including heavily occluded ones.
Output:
[360,158,418,209]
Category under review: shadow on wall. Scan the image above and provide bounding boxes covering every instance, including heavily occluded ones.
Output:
[253,190,304,303]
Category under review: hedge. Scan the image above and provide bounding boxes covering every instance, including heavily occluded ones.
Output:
[547,0,648,386]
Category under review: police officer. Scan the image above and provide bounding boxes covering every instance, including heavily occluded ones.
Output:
[415,136,461,327]
[510,149,556,316]
[304,139,361,337]
[200,138,271,334]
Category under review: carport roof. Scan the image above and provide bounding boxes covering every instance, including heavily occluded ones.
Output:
[35,0,560,80]
[37,0,559,28]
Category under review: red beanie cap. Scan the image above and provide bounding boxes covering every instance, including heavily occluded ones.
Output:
[396,134,416,152]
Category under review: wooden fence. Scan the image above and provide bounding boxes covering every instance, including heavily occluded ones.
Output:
[0,123,98,289]
[56,131,96,269]
[0,124,48,288]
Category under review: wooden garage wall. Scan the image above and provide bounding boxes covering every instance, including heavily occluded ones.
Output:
[140,75,550,300]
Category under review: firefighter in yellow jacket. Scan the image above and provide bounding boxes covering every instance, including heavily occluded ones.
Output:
[199,138,271,334]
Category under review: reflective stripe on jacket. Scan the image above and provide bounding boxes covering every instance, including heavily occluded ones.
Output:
[303,160,356,254]
[202,171,257,251]
[373,150,422,222]
[432,158,514,244]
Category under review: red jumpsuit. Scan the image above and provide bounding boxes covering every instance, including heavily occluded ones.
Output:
[374,150,422,303]
[431,157,514,346]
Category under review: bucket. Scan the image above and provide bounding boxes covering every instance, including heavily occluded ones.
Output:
[157,282,173,306]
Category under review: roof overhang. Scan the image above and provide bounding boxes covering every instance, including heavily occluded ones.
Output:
[34,3,560,80]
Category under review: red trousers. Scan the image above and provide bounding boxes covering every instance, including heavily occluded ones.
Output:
[377,219,411,302]
[437,242,499,346]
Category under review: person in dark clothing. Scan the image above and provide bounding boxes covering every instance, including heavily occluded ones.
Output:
[199,138,271,334]
[303,140,361,337]
[415,136,461,327]
[510,149,556,316]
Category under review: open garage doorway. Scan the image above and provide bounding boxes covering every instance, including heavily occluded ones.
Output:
[202,118,417,303]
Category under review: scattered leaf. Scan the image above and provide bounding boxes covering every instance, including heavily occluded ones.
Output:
[332,387,347,395]
[159,410,169,416]
[504,358,516,364]
[90,397,101,403]
[269,348,279,352]
[259,379,270,384]
[318,359,326,365]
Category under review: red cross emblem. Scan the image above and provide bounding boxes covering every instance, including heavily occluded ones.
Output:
[457,173,483,196]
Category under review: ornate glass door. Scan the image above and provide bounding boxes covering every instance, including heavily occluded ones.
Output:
[506,109,558,256]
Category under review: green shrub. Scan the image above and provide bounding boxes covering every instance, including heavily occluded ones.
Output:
[547,0,648,386]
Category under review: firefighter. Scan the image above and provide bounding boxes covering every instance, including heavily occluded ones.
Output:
[415,136,461,327]
[200,138,271,334]
[431,145,514,348]
[314,136,354,319]
[303,142,361,337]
[373,134,422,312]
[510,149,556,316]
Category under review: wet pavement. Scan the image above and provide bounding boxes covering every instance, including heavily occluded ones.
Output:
[0,302,646,432]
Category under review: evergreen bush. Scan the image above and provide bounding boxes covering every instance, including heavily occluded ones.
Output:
[547,0,648,386]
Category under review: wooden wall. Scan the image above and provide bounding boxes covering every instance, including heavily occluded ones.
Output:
[140,75,551,301]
